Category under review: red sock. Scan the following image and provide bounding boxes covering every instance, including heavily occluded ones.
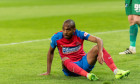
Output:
[103,48,117,72]
[63,59,88,77]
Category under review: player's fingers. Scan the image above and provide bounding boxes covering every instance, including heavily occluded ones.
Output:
[99,59,103,65]
[40,72,49,75]
[102,57,104,62]
[101,60,103,65]
[101,58,104,64]
[98,56,104,65]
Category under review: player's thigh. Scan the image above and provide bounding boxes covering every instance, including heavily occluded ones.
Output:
[128,15,135,26]
[128,15,133,23]
[86,45,98,65]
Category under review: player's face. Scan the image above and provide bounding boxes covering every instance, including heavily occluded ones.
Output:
[63,26,75,39]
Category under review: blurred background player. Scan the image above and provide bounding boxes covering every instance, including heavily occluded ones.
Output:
[41,19,130,80]
[119,0,140,54]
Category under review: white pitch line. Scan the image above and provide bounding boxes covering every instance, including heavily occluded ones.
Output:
[91,29,129,35]
[0,29,128,46]
[0,38,51,46]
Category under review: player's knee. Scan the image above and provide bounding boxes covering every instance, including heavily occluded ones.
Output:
[128,19,135,25]
[94,45,99,53]
[133,16,140,24]
[134,19,140,24]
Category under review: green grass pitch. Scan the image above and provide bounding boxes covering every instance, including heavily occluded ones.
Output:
[0,0,140,84]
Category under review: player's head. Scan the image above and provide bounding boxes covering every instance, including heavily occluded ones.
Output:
[62,19,76,39]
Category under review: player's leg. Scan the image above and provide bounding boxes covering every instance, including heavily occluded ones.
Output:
[87,45,117,72]
[62,57,98,81]
[102,48,130,79]
[128,15,138,53]
[86,45,98,66]
[120,0,140,54]
[102,48,117,72]
[62,45,99,80]
[129,0,140,49]
[133,15,140,26]
[129,15,140,51]
[87,45,118,75]
[119,15,138,54]
[87,45,130,79]
[62,57,88,77]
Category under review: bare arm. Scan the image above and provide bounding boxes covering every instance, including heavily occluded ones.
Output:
[40,45,55,75]
[88,35,104,64]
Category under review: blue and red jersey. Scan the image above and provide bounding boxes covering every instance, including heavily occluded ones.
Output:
[50,29,90,62]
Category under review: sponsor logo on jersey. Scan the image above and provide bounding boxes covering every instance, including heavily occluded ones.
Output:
[62,45,81,54]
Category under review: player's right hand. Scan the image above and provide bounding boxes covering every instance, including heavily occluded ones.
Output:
[97,51,104,65]
[40,72,50,75]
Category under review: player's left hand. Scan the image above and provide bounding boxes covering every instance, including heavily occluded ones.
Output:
[97,51,104,65]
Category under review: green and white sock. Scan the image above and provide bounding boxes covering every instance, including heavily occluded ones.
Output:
[130,24,138,47]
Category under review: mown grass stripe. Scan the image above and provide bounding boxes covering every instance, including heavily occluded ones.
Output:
[0,29,128,46]
[0,1,124,21]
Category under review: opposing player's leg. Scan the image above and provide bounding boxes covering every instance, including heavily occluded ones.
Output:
[119,15,138,54]
[120,0,140,54]
[133,15,140,26]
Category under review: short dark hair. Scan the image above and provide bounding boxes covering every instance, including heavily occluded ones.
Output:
[63,19,75,29]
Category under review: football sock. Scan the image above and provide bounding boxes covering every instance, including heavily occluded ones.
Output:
[103,48,117,73]
[130,24,138,47]
[63,59,88,77]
